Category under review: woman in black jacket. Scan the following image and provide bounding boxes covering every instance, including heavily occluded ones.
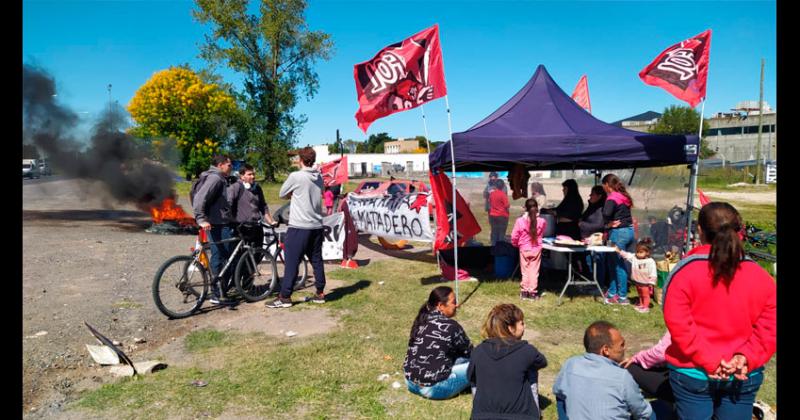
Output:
[404,286,473,399]
[553,179,584,239]
[579,185,609,287]
[468,304,547,419]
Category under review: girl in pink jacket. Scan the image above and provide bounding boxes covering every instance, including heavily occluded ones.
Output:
[511,198,547,300]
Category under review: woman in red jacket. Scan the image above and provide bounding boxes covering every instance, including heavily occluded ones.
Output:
[663,202,776,420]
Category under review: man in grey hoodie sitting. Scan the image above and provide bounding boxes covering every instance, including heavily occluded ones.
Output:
[266,147,326,308]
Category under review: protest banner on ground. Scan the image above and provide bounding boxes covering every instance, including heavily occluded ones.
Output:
[346,192,433,242]
[265,212,345,260]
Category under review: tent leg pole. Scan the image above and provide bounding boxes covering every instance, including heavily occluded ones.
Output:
[445,95,459,305]
[685,162,698,253]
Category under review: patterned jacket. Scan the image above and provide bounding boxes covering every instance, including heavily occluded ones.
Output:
[404,310,472,386]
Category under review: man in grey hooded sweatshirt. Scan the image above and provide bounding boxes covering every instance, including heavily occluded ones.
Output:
[266,147,327,308]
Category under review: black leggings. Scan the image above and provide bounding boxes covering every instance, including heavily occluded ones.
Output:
[626,363,675,403]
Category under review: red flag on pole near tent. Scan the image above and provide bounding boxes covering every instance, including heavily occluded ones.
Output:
[353,24,447,133]
[428,171,481,251]
[571,75,592,113]
[319,156,348,187]
[639,29,711,108]
[697,187,710,207]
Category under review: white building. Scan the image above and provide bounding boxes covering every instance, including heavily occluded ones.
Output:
[313,145,430,177]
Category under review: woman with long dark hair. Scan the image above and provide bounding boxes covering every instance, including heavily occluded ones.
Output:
[554,179,584,240]
[601,174,635,305]
[579,185,609,287]
[663,202,776,419]
[404,286,473,399]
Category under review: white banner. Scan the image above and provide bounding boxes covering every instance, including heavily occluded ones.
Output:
[346,192,433,242]
[264,212,345,261]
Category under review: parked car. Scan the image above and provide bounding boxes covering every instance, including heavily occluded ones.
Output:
[352,179,429,196]
[22,159,40,179]
[38,159,52,176]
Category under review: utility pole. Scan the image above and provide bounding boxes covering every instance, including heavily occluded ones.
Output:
[107,84,113,104]
[755,59,765,185]
[336,129,343,157]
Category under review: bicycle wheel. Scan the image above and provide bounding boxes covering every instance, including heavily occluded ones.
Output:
[152,255,208,319]
[275,250,311,291]
[234,248,278,302]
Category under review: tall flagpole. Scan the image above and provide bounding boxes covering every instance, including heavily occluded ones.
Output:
[445,95,459,304]
[685,100,705,252]
[421,105,432,153]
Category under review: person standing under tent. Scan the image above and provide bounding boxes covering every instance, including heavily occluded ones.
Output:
[511,198,547,301]
[579,185,608,287]
[601,174,635,305]
[488,179,510,246]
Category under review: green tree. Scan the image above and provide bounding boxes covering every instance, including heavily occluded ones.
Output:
[649,105,714,159]
[193,0,334,181]
[415,135,428,149]
[127,66,238,178]
[364,132,392,153]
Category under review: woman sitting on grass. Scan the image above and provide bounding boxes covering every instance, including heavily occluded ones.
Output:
[403,286,473,399]
[468,304,548,419]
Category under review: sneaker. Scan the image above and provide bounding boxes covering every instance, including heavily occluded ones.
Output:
[208,294,234,305]
[308,292,326,304]
[618,298,630,306]
[603,295,619,305]
[634,305,650,313]
[265,296,292,308]
[529,292,542,301]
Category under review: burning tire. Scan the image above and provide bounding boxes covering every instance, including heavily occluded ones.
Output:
[234,248,277,302]
[152,255,208,319]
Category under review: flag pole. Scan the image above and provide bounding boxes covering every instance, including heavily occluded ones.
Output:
[421,105,440,269]
[685,100,705,252]
[444,95,459,305]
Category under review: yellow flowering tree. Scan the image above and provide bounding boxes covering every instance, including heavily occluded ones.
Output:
[128,66,238,178]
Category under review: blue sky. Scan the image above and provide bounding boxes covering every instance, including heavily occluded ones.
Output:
[23,0,776,146]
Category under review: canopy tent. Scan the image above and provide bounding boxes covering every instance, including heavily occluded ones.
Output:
[429,65,699,172]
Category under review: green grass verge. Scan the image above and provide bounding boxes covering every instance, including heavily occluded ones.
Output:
[74,259,776,418]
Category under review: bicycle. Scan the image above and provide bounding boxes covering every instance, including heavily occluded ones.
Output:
[234,223,311,302]
[152,222,310,318]
[152,223,269,318]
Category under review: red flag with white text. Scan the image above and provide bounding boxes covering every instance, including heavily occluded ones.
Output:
[319,156,348,187]
[428,171,481,251]
[571,75,592,113]
[639,30,712,108]
[354,24,447,133]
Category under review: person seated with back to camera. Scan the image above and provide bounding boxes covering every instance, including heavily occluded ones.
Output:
[468,303,547,419]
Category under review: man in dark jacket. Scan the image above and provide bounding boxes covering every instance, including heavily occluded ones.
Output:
[192,154,234,304]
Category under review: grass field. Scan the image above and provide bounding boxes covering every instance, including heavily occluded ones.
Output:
[75,257,776,419]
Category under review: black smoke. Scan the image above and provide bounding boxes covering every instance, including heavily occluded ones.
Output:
[23,64,177,210]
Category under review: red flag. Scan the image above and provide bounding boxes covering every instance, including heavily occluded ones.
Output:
[319,156,348,187]
[639,30,711,108]
[571,75,592,113]
[428,171,481,251]
[697,187,710,207]
[354,24,447,133]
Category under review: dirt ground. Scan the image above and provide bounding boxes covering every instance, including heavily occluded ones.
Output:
[22,177,412,419]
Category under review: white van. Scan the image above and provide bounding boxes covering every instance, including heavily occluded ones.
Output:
[23,159,40,179]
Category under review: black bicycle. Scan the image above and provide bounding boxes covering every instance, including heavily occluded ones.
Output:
[234,223,311,302]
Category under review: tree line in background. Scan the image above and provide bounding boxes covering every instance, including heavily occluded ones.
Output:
[327,134,445,155]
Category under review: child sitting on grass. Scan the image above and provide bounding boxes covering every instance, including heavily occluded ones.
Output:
[468,304,548,419]
[614,239,657,313]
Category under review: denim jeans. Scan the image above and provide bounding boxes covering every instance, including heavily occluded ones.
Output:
[669,369,764,420]
[607,226,634,300]
[585,252,608,289]
[207,224,235,295]
[406,358,470,400]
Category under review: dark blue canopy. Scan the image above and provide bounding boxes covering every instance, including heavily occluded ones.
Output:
[429,65,699,172]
